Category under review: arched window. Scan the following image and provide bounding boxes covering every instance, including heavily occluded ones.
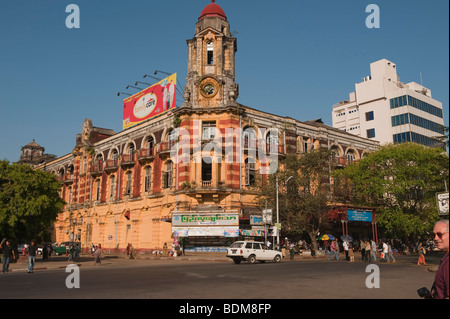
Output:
[147,136,154,149]
[346,150,356,163]
[243,127,257,149]
[111,149,118,160]
[207,41,214,65]
[128,143,135,154]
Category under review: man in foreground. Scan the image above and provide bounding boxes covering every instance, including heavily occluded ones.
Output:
[432,219,449,299]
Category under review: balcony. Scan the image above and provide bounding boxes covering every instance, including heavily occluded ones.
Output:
[104,159,119,172]
[159,141,178,156]
[62,174,74,185]
[89,161,103,176]
[120,153,136,167]
[331,156,347,167]
[138,148,155,163]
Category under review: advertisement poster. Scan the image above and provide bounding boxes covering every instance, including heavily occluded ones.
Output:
[123,73,177,130]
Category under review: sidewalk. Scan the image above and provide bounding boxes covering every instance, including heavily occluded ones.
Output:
[6,251,443,273]
[6,252,231,272]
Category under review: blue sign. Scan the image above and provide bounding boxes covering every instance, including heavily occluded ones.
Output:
[347,210,372,222]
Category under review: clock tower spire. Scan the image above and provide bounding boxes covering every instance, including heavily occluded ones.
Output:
[183,0,238,108]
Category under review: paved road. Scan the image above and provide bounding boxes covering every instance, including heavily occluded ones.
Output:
[0,252,441,300]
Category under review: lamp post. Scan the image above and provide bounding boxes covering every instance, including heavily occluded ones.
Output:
[275,175,294,250]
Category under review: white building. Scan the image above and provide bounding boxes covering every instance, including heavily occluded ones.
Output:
[332,59,446,148]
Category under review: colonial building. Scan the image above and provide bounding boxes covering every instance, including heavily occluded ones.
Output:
[36,0,379,253]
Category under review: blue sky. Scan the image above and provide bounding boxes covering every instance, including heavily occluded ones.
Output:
[0,0,448,162]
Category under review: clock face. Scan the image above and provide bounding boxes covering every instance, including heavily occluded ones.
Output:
[202,84,215,95]
[199,78,219,98]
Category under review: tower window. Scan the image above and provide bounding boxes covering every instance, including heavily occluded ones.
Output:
[207,41,214,65]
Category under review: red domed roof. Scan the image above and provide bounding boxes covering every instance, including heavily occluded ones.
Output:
[199,0,227,21]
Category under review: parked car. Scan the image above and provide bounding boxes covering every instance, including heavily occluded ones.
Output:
[226,241,283,264]
[52,242,81,255]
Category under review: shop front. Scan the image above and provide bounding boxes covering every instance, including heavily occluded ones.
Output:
[328,206,378,243]
[171,211,240,252]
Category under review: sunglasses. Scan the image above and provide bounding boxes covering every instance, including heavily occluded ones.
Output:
[433,232,448,239]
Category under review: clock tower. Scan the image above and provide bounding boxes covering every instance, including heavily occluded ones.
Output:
[183,0,238,109]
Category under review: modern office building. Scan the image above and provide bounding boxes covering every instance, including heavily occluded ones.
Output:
[332,59,446,148]
[35,0,379,253]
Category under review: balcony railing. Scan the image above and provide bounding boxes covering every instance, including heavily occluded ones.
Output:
[138,148,155,162]
[159,141,178,153]
[104,159,119,171]
[201,180,212,188]
[89,161,103,175]
[62,174,74,184]
[120,153,136,166]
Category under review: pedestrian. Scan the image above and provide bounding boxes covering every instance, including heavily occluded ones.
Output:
[371,239,377,261]
[126,243,130,257]
[431,220,449,299]
[23,243,28,256]
[381,240,390,262]
[93,246,101,264]
[328,239,339,261]
[68,245,75,261]
[348,243,355,262]
[129,244,135,259]
[364,241,371,262]
[27,240,38,273]
[163,242,168,257]
[343,240,349,261]
[360,240,365,261]
[42,243,49,261]
[47,244,53,258]
[388,241,396,263]
[1,238,15,274]
[323,240,330,255]
[417,242,427,266]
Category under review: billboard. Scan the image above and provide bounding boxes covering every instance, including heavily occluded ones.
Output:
[123,73,177,130]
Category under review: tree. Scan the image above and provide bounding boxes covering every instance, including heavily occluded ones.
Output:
[333,143,449,240]
[257,149,333,249]
[0,160,66,242]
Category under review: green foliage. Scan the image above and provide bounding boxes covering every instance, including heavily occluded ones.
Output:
[334,143,449,239]
[0,160,66,242]
[257,149,333,245]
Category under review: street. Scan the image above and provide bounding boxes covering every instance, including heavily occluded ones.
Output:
[0,252,440,300]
